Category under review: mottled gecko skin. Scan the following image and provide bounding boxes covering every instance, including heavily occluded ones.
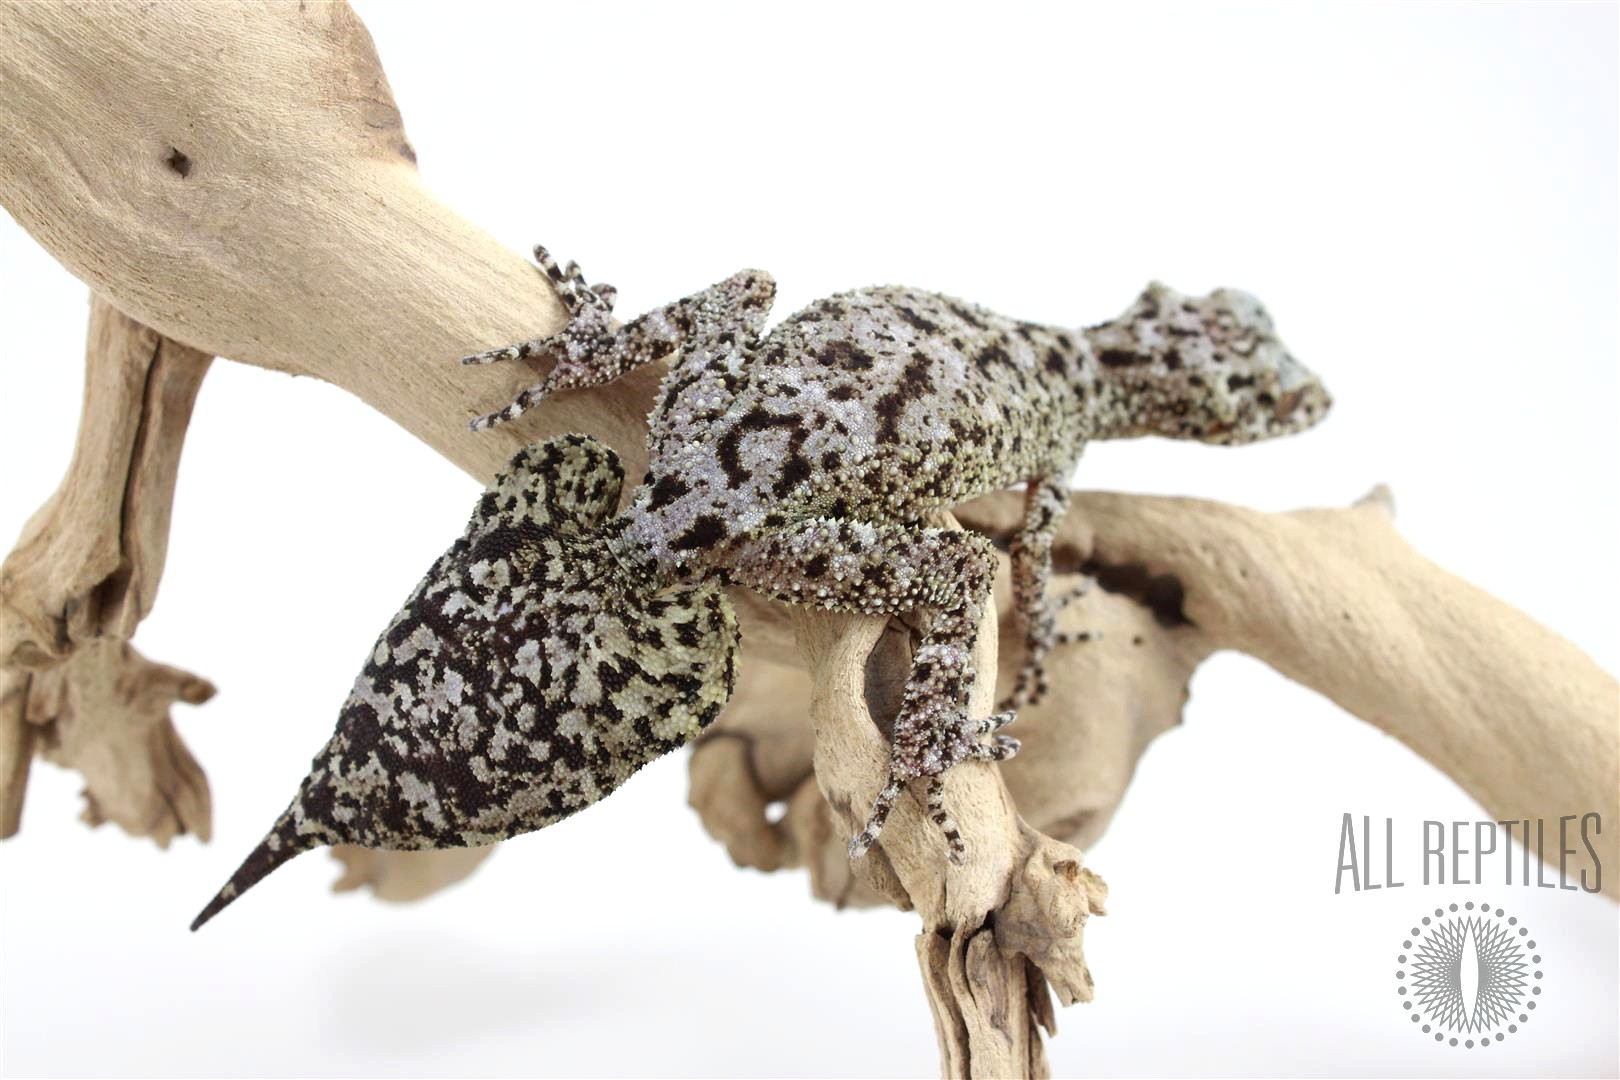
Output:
[193,250,1329,928]
[190,436,736,930]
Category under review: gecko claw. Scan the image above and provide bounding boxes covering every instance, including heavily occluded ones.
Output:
[533,245,617,317]
[974,709,1017,735]
[973,734,1021,761]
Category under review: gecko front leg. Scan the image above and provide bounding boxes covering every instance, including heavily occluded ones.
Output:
[464,247,775,430]
[724,518,1017,863]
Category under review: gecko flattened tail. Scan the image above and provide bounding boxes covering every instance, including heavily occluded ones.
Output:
[190,805,321,931]
[189,436,741,932]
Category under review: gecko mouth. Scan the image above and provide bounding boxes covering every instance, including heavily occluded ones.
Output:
[1276,389,1307,420]
[1274,385,1332,429]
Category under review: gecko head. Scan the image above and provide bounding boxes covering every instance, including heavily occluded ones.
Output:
[1089,282,1332,444]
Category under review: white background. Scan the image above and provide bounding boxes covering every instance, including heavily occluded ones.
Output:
[1,2,1615,1077]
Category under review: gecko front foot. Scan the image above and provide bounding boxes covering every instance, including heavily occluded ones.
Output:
[847,706,1019,864]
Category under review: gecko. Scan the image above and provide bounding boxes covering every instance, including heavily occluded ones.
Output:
[191,247,1330,929]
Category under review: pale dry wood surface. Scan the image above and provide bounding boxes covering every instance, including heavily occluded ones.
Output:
[1,3,1613,1077]
[700,486,1620,905]
[0,297,213,842]
[787,516,1108,1076]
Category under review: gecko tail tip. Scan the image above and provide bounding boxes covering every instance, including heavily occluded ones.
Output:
[190,819,318,932]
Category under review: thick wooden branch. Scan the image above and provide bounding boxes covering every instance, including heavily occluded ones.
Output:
[791,517,1106,1077]
[1,299,211,668]
[699,489,1617,907]
[0,1,661,484]
[0,297,213,840]
[0,0,668,868]
[327,843,496,903]
[10,640,215,844]
[1042,487,1617,894]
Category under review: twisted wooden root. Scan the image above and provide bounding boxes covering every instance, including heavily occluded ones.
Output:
[0,297,212,840]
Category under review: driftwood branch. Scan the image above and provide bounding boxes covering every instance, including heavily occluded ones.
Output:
[791,515,1108,1076]
[0,0,659,862]
[699,487,1617,906]
[0,297,213,840]
[0,1,659,483]
[691,531,1202,911]
[1,3,1614,1077]
[1038,485,1617,883]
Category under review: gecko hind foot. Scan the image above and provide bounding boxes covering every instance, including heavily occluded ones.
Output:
[531,244,617,318]
[999,579,1101,710]
[464,247,623,431]
[459,246,617,370]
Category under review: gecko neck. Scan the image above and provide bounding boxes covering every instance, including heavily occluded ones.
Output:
[1058,335,1152,441]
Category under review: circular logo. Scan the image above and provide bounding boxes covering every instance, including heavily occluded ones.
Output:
[1396,902,1545,1049]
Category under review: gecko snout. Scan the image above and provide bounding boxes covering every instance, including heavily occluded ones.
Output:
[1272,378,1332,431]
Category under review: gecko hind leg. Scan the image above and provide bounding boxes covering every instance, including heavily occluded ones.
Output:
[726,519,1014,863]
[467,265,777,432]
[998,474,1098,711]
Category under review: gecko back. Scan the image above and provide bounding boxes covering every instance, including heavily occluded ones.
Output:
[191,435,738,929]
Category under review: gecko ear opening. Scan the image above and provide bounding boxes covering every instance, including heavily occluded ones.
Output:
[191,435,739,930]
